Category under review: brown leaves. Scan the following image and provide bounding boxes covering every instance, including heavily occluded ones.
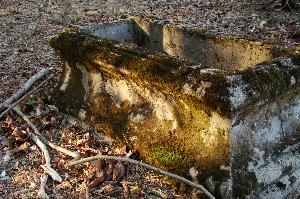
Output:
[2,115,29,148]
[89,175,105,189]
[113,161,126,182]
[12,127,29,142]
[84,145,134,190]
[5,116,13,126]
[87,159,125,189]
[10,142,30,154]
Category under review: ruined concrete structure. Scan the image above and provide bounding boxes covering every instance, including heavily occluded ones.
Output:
[49,17,300,198]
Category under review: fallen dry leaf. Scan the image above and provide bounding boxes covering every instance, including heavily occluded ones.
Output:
[10,142,30,154]
[113,161,126,182]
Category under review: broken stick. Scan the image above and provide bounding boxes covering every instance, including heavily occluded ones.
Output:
[68,155,215,199]
[1,68,79,159]
[0,74,54,119]
[39,173,50,199]
[0,68,48,112]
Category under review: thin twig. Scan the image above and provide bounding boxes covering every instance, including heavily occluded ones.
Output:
[86,178,90,199]
[0,74,54,119]
[281,0,295,11]
[68,155,215,199]
[44,140,81,160]
[14,187,35,196]
[0,68,48,112]
[189,167,202,198]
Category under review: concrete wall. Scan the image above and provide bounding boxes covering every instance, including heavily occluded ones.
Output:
[84,18,279,71]
[133,18,277,71]
[231,88,300,198]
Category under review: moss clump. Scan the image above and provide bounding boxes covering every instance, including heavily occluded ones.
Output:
[153,146,185,167]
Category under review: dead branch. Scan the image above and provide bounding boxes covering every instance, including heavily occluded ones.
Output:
[1,70,78,158]
[45,140,81,160]
[68,155,215,199]
[86,178,90,199]
[0,74,54,119]
[13,106,62,182]
[39,173,50,199]
[0,68,48,112]
[12,105,80,160]
[29,130,62,182]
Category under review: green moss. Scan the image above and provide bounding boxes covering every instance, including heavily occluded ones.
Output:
[153,146,185,166]
[25,97,37,108]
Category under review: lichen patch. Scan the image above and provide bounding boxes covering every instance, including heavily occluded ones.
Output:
[90,72,103,93]
[105,78,139,106]
[76,63,90,99]
[228,76,247,109]
[202,111,231,148]
[129,113,145,122]
[59,62,71,91]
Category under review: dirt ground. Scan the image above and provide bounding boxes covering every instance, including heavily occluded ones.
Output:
[0,0,299,198]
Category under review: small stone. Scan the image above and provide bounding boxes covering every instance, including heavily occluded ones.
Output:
[86,10,98,16]
[259,20,267,29]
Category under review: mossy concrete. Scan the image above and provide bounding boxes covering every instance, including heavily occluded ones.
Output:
[49,19,300,198]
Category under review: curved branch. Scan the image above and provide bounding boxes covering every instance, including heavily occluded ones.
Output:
[68,155,215,199]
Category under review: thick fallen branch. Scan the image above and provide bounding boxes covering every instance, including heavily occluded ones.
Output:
[0,74,54,119]
[0,68,48,112]
[68,155,215,199]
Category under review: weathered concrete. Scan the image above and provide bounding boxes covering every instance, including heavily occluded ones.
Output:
[86,17,286,71]
[49,18,300,198]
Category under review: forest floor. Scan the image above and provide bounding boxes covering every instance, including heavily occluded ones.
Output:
[0,0,299,198]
